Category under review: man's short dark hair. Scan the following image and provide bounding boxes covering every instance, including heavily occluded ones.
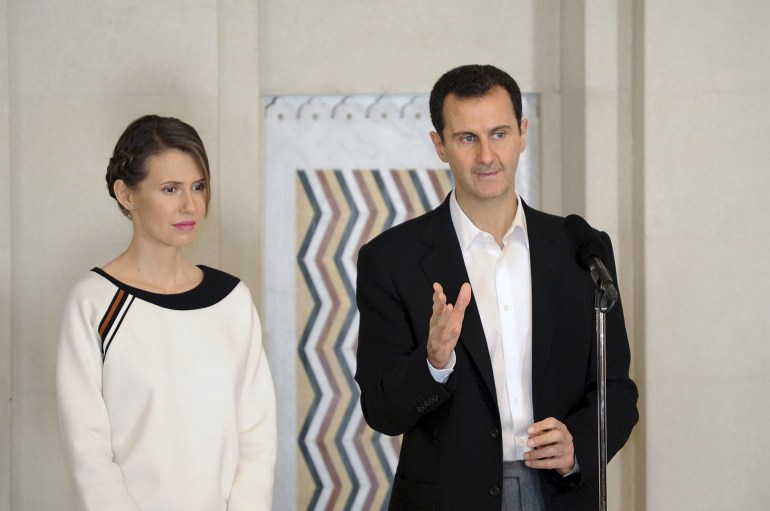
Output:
[429,64,523,140]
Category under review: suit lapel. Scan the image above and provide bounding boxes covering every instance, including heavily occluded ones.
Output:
[416,199,567,408]
[419,198,498,401]
[524,203,565,403]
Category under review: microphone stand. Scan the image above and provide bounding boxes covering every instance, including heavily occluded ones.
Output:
[595,289,612,511]
[564,214,619,511]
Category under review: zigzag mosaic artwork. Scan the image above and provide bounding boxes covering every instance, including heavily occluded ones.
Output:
[296,168,453,511]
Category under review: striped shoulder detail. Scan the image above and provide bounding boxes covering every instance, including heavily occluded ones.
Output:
[98,287,135,361]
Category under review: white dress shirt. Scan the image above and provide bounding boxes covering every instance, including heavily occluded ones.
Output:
[429,191,533,461]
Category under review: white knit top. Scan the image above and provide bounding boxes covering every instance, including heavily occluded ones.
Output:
[56,266,276,511]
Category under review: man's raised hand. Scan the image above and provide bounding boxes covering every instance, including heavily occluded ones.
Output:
[427,282,472,369]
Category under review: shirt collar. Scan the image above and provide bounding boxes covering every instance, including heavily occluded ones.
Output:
[449,190,530,252]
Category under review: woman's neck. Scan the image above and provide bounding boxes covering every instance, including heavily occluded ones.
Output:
[102,240,202,294]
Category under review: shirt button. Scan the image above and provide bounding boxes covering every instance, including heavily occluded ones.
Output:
[503,304,509,311]
[490,428,500,439]
[489,486,500,496]
[517,437,527,446]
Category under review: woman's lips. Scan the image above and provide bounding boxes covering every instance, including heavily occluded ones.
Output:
[173,221,196,231]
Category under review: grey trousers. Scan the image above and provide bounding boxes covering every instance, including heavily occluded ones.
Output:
[502,461,546,511]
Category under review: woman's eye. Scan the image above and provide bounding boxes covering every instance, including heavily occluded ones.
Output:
[163,186,177,194]
[193,182,206,191]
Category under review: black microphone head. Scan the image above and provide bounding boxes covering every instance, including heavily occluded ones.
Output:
[564,214,607,269]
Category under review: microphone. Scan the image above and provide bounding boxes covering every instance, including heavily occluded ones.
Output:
[564,214,618,310]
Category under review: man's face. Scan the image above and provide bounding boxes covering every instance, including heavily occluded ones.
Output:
[430,86,527,212]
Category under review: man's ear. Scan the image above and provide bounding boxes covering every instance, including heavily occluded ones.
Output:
[430,131,448,163]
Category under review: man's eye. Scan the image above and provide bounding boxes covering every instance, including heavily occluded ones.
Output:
[493,132,506,139]
[461,135,475,143]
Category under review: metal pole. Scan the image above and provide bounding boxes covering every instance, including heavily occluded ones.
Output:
[596,290,608,511]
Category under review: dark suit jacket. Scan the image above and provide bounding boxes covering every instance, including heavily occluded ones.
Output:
[354,197,638,511]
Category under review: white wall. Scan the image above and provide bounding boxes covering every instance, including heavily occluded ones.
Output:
[643,1,770,509]
[1,1,13,509]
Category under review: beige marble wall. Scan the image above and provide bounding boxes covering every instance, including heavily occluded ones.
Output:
[643,1,770,508]
[218,0,263,296]
[1,2,12,509]
[582,3,639,509]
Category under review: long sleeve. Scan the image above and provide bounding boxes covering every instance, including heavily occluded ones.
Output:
[56,283,140,511]
[354,241,456,436]
[227,305,277,511]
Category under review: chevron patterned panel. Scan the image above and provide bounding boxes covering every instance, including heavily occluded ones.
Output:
[296,168,453,511]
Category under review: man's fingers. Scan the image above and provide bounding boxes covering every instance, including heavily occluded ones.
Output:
[524,453,574,472]
[426,282,473,369]
[527,417,561,435]
[454,282,472,313]
[523,417,575,473]
[432,282,445,302]
[430,282,471,337]
[527,427,566,448]
[527,441,567,458]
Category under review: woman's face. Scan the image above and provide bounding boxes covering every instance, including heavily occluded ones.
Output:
[126,149,207,249]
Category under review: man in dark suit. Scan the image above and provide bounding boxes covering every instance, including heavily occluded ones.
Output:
[355,65,638,510]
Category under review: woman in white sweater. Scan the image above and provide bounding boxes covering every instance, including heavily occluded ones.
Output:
[56,115,277,511]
